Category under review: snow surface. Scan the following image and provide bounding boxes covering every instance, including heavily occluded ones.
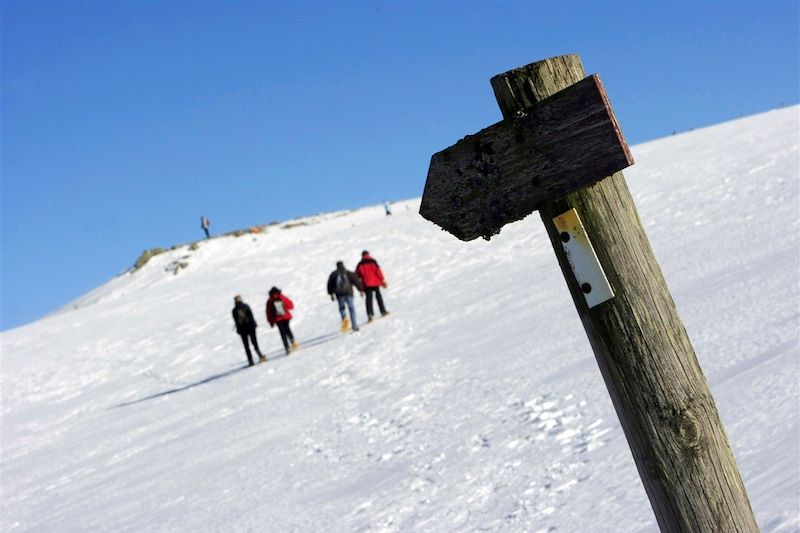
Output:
[2,106,799,532]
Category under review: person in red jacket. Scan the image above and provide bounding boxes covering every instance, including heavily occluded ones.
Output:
[355,250,389,322]
[266,287,299,355]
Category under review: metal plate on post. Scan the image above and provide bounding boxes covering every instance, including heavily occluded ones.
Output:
[553,209,614,308]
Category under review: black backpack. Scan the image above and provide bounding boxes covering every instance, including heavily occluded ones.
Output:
[235,307,249,326]
[335,273,348,293]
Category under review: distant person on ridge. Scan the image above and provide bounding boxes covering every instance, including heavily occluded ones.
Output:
[356,250,389,322]
[232,295,266,366]
[384,201,392,216]
[266,287,299,356]
[201,216,211,239]
[327,261,364,332]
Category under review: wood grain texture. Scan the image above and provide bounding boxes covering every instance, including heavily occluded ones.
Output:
[490,55,759,532]
[420,75,633,241]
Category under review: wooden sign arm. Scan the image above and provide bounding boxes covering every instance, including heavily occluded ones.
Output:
[421,74,633,242]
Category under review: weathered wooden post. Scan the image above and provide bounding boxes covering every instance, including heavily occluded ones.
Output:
[420,54,759,532]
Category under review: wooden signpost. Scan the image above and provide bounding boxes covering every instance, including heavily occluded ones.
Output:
[420,55,759,532]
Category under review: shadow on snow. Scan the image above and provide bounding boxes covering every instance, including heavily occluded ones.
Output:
[112,332,343,408]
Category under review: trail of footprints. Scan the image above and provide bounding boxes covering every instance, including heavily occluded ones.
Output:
[507,394,612,455]
[300,382,613,529]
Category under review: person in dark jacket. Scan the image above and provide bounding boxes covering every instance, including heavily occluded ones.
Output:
[266,287,299,355]
[232,295,265,366]
[355,250,389,322]
[201,216,211,239]
[326,261,364,332]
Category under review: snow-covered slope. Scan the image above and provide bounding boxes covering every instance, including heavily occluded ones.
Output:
[2,107,798,532]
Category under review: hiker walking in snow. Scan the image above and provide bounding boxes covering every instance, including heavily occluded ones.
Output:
[201,216,211,239]
[356,250,389,322]
[384,201,392,216]
[327,261,364,332]
[266,287,299,356]
[232,295,266,366]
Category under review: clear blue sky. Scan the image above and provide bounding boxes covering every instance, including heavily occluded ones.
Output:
[2,1,798,331]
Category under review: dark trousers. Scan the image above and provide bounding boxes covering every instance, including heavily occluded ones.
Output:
[239,330,262,365]
[277,320,295,353]
[365,287,387,317]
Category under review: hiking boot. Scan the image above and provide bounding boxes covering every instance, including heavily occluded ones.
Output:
[291,340,300,349]
[340,317,350,332]
[258,356,267,363]
[381,311,390,317]
[367,315,374,323]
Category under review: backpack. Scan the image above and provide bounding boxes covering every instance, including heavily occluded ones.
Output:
[335,273,348,293]
[273,299,286,317]
[235,307,249,326]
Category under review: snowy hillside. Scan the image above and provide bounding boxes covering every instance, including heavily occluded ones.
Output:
[2,106,798,532]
